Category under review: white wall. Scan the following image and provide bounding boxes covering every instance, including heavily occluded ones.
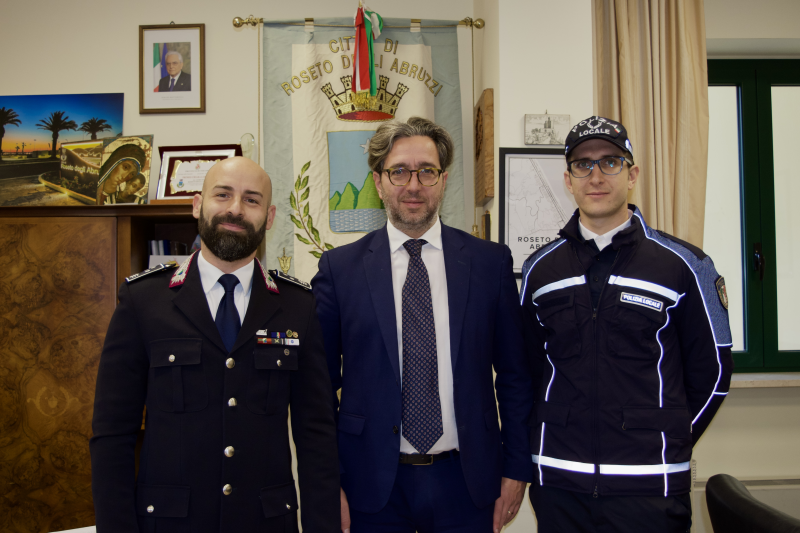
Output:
[484,0,594,242]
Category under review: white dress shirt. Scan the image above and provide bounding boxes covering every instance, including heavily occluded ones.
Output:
[579,210,633,251]
[386,218,458,454]
[197,250,254,324]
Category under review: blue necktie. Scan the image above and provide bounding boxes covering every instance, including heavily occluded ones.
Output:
[169,78,175,91]
[401,239,443,454]
[215,274,241,352]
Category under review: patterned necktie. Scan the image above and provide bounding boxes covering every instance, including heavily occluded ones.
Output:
[401,239,443,454]
[215,274,241,352]
[169,78,175,91]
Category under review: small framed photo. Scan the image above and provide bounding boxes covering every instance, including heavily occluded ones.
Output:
[499,147,577,277]
[156,145,243,199]
[139,24,205,114]
[524,114,570,146]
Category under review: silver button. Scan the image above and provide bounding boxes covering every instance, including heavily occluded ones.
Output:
[147,505,154,513]
[226,358,235,369]
[224,446,235,457]
[277,360,282,367]
[223,484,232,495]
[228,398,237,407]
[168,354,175,363]
[286,503,291,509]
[284,349,290,356]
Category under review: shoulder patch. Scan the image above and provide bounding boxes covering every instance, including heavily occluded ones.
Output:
[126,261,178,283]
[655,230,707,260]
[270,269,311,291]
[715,276,729,310]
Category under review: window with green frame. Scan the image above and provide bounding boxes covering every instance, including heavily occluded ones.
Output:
[706,59,800,372]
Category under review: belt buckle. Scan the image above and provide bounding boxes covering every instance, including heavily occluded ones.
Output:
[414,454,434,466]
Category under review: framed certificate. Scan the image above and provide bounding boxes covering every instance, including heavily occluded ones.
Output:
[156,144,242,199]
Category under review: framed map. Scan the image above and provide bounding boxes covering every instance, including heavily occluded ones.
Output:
[499,147,577,276]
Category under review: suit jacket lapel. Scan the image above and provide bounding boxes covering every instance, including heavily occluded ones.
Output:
[231,261,281,354]
[172,259,227,353]
[442,225,470,371]
[363,228,401,385]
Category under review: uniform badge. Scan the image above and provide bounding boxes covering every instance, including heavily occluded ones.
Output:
[257,260,280,294]
[715,276,729,310]
[169,252,197,288]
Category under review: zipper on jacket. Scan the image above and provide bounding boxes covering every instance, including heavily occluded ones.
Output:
[589,251,621,498]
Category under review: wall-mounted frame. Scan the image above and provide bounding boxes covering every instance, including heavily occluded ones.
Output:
[156,144,242,200]
[499,147,576,277]
[523,113,570,146]
[139,24,205,114]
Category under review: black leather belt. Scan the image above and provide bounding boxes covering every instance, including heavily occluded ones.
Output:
[399,450,459,465]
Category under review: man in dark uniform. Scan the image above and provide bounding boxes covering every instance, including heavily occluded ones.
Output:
[90,157,340,532]
[521,117,733,533]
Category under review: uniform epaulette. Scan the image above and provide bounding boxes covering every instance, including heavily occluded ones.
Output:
[126,261,179,283]
[269,269,311,291]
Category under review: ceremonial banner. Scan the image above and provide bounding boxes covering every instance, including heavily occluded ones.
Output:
[262,18,466,282]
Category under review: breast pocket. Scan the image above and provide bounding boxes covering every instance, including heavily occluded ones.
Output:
[149,338,207,413]
[609,290,670,360]
[535,292,581,360]
[247,345,298,416]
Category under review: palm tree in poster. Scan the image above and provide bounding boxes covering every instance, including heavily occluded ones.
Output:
[37,111,77,159]
[79,117,112,140]
[0,107,22,163]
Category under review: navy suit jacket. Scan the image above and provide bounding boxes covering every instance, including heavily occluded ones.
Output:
[311,223,534,513]
[158,72,191,92]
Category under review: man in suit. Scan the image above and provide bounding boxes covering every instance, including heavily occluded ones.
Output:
[90,157,340,533]
[158,50,191,92]
[312,117,533,533]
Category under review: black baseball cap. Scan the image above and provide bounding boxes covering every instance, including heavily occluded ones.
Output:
[564,116,633,160]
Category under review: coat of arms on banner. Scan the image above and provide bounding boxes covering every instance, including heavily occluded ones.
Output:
[262,18,465,282]
[327,130,385,233]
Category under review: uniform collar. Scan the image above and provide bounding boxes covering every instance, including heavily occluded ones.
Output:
[561,204,645,251]
[579,210,633,251]
[196,249,255,297]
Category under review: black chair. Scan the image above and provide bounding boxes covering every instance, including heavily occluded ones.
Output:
[706,473,800,533]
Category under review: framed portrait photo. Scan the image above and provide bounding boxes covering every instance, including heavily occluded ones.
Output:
[499,147,577,277]
[156,144,242,200]
[139,24,205,114]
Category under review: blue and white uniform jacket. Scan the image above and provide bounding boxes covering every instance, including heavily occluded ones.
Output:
[520,205,733,497]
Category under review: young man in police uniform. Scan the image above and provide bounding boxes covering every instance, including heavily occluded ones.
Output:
[520,117,733,532]
[90,157,340,533]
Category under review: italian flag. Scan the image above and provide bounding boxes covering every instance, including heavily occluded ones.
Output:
[353,4,383,101]
[153,44,168,92]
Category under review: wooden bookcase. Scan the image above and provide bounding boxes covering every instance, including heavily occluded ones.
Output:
[0,205,194,532]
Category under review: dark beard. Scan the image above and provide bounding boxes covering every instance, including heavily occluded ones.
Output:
[198,207,266,262]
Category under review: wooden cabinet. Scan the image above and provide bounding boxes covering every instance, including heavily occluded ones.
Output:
[0,205,194,532]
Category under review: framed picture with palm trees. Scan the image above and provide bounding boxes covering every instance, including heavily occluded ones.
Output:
[139,24,205,114]
[0,93,123,207]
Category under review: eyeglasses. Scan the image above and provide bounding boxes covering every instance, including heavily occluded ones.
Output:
[568,156,632,178]
[382,167,443,187]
